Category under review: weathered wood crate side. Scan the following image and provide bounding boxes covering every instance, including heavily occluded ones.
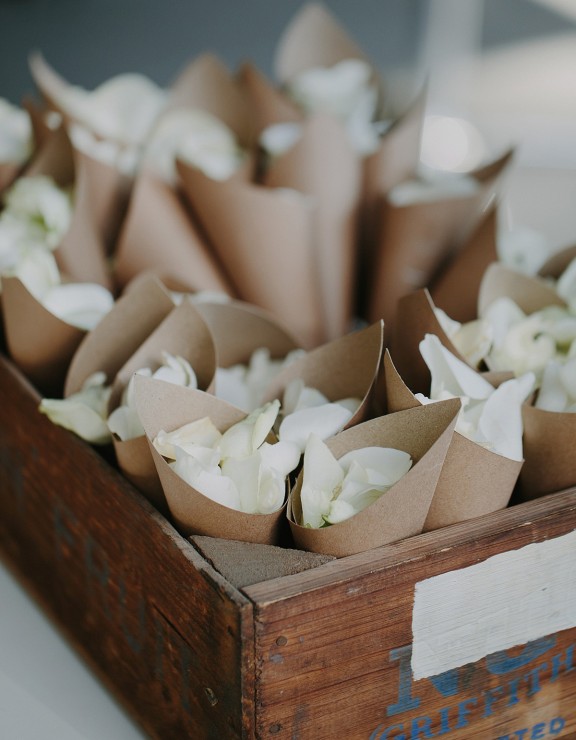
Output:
[0,355,256,740]
[245,492,576,739]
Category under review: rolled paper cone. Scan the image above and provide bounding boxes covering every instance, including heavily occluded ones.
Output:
[275,3,368,84]
[430,202,499,323]
[237,62,302,137]
[519,406,576,501]
[108,299,217,409]
[177,159,324,349]
[194,299,300,367]
[383,351,521,531]
[112,435,168,513]
[167,53,252,147]
[1,276,85,397]
[477,262,565,317]
[368,149,514,329]
[134,376,286,544]
[391,288,466,394]
[262,320,385,428]
[288,397,460,557]
[24,125,114,289]
[264,114,361,340]
[64,274,174,396]
[113,170,235,295]
[29,52,74,123]
[21,96,53,152]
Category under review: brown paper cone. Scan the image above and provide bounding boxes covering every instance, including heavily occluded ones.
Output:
[0,162,21,194]
[107,301,216,507]
[177,159,324,349]
[430,202,499,323]
[477,262,565,317]
[109,299,217,408]
[391,288,466,394]
[288,397,460,557]
[167,53,252,146]
[538,244,576,280]
[263,114,361,340]
[519,406,576,501]
[113,169,235,294]
[113,434,167,512]
[64,275,174,396]
[1,276,85,396]
[275,3,368,84]
[237,62,302,137]
[263,321,385,428]
[194,299,300,367]
[368,150,514,328]
[29,53,73,122]
[134,376,286,543]
[384,351,522,531]
[24,125,114,288]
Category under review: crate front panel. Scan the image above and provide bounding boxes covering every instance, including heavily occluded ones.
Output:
[0,356,255,740]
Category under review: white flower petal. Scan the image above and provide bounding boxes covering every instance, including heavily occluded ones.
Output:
[389,173,478,207]
[0,98,32,163]
[107,405,144,441]
[170,450,241,510]
[451,319,493,368]
[557,257,576,305]
[420,334,493,400]
[221,453,261,513]
[4,175,72,249]
[279,402,353,452]
[10,247,61,300]
[299,434,344,528]
[338,447,413,486]
[260,122,303,157]
[153,417,222,459]
[536,362,569,412]
[497,227,550,276]
[259,440,301,478]
[325,498,358,525]
[42,283,114,330]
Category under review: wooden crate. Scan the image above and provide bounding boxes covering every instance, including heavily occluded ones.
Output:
[1,352,575,739]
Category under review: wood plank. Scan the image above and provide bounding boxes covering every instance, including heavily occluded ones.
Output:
[0,354,255,739]
[246,491,576,738]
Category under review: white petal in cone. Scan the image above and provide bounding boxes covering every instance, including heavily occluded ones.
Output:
[497,227,550,276]
[217,400,281,460]
[536,361,569,412]
[481,297,527,345]
[388,172,478,207]
[152,352,198,388]
[556,257,576,305]
[487,314,556,377]
[42,282,114,330]
[107,405,144,441]
[338,446,413,486]
[170,449,241,510]
[4,175,72,249]
[559,357,576,400]
[279,402,353,453]
[419,334,493,400]
[434,308,492,368]
[259,440,301,479]
[300,433,344,528]
[154,417,222,459]
[39,371,111,444]
[9,247,61,300]
[476,372,535,461]
[260,122,303,157]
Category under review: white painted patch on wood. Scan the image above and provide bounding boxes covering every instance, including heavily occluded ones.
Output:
[411,529,576,679]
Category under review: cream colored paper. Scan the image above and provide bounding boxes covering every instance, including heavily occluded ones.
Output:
[135,377,286,543]
[477,262,565,317]
[288,397,460,557]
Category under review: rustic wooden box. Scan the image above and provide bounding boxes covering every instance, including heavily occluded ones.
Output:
[1,351,575,739]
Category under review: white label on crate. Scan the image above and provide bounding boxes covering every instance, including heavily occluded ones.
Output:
[411,529,576,680]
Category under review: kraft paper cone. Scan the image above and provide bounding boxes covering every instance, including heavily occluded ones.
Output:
[368,150,514,328]
[391,289,466,394]
[113,169,235,295]
[288,397,460,557]
[519,407,576,501]
[384,352,522,531]
[275,3,368,84]
[194,299,300,368]
[430,202,499,323]
[2,276,85,396]
[134,377,286,543]
[25,125,114,288]
[477,262,565,317]
[64,275,174,396]
[109,300,217,408]
[177,159,324,349]
[29,53,73,123]
[263,321,385,428]
[237,62,302,136]
[167,53,252,146]
[263,114,361,340]
[108,301,215,507]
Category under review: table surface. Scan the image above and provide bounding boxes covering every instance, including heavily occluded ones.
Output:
[0,558,147,740]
